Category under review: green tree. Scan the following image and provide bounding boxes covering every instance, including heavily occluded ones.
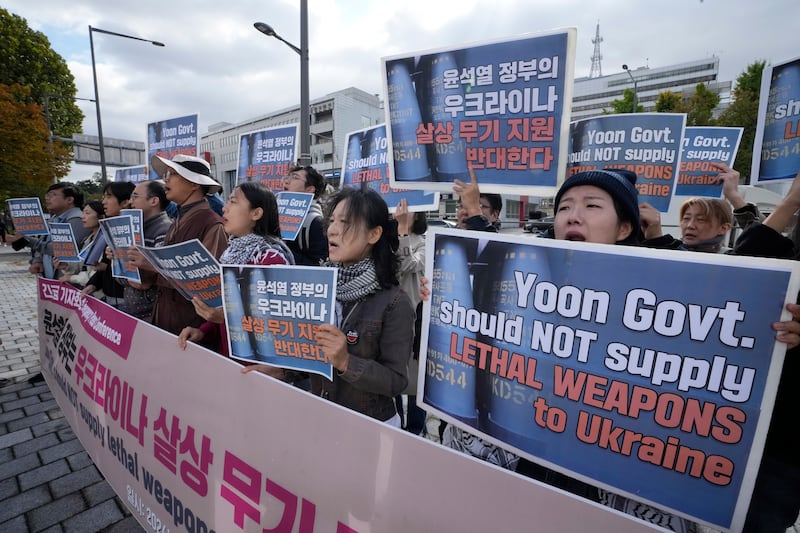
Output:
[684,83,720,126]
[0,8,83,138]
[606,88,643,114]
[716,61,767,181]
[0,84,71,204]
[74,176,104,200]
[655,91,684,113]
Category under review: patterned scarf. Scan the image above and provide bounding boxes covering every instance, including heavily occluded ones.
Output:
[220,233,295,265]
[327,256,380,302]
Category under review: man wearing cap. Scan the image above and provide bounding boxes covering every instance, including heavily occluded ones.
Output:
[128,154,227,334]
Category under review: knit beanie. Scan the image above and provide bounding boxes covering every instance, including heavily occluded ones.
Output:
[554,169,640,239]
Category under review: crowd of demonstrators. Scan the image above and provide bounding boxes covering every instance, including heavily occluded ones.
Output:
[393,198,427,435]
[127,154,228,335]
[82,181,135,309]
[14,182,90,279]
[178,182,294,355]
[282,164,329,266]
[244,187,415,426]
[122,180,172,320]
[56,200,104,289]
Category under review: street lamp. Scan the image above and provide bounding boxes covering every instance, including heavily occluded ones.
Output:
[254,0,310,166]
[89,25,164,183]
[622,64,638,113]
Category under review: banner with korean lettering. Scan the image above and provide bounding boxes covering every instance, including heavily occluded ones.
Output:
[120,209,145,248]
[237,124,298,192]
[136,239,222,307]
[752,55,800,183]
[114,165,149,183]
[50,222,80,262]
[99,216,141,283]
[568,113,686,212]
[382,28,576,195]
[222,264,336,380]
[342,124,439,211]
[419,228,799,532]
[147,114,199,180]
[6,197,48,236]
[38,277,659,533]
[675,127,743,197]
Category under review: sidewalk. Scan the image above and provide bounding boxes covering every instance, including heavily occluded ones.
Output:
[0,246,143,532]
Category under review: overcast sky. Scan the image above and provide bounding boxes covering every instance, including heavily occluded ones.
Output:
[3,0,795,181]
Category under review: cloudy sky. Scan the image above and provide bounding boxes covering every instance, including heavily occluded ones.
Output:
[3,0,794,181]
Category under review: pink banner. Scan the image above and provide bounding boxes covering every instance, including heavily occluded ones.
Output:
[38,278,659,533]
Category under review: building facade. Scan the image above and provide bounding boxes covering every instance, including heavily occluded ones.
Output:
[199,87,384,196]
[571,57,732,121]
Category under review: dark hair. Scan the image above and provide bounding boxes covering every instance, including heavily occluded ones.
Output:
[411,211,428,235]
[291,164,325,198]
[145,180,169,210]
[236,181,281,239]
[102,181,135,204]
[481,193,502,215]
[85,200,105,218]
[47,182,85,209]
[326,187,398,287]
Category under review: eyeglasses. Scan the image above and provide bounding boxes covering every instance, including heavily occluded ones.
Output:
[45,191,64,199]
[163,169,181,181]
[284,173,307,184]
[130,193,151,200]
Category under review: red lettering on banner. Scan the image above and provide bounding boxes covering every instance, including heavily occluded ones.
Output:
[785,119,800,139]
[449,333,543,389]
[220,450,358,531]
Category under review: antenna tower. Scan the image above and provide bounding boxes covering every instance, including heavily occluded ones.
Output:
[589,22,603,78]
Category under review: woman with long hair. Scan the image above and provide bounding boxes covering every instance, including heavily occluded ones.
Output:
[244,187,415,425]
[179,181,294,355]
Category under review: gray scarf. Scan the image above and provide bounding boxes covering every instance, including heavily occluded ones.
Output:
[220,233,295,265]
[327,256,380,302]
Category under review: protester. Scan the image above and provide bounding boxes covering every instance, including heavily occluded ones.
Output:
[122,180,172,320]
[178,182,294,354]
[244,187,414,426]
[14,182,89,278]
[82,181,135,308]
[640,163,761,252]
[431,168,703,530]
[127,154,227,335]
[456,187,502,232]
[57,200,104,290]
[731,169,800,533]
[283,164,329,266]
[393,198,427,435]
[640,197,733,252]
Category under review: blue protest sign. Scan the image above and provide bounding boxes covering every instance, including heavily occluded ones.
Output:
[675,127,743,197]
[383,29,576,195]
[237,124,299,192]
[222,265,337,380]
[420,228,800,531]
[137,239,222,307]
[568,113,686,212]
[342,124,439,212]
[148,114,199,180]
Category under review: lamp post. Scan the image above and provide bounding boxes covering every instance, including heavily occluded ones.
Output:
[43,94,96,183]
[622,64,638,113]
[89,26,164,183]
[254,0,311,166]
